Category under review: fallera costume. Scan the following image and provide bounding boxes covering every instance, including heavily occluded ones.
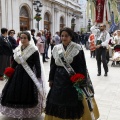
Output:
[44,42,99,120]
[88,34,96,58]
[112,36,120,61]
[0,44,46,119]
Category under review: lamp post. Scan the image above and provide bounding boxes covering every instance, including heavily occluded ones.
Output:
[33,0,43,31]
[88,19,91,32]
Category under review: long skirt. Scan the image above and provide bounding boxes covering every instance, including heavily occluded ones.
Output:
[44,97,99,120]
[0,93,43,119]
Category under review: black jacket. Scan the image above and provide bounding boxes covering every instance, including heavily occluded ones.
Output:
[32,35,37,45]
[8,36,17,49]
[0,35,13,56]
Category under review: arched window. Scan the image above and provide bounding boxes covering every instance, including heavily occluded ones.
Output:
[44,12,50,31]
[20,6,30,31]
[44,13,49,21]
[20,6,29,17]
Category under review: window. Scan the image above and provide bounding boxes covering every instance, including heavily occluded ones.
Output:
[20,6,30,31]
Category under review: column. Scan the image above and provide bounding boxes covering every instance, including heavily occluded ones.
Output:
[57,10,60,31]
[7,0,12,29]
[54,7,59,32]
[1,0,7,27]
[68,12,71,28]
[51,3,55,35]
[65,1,68,27]
[12,0,19,32]
[65,8,68,27]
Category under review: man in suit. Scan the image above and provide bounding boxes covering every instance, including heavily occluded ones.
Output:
[0,28,13,80]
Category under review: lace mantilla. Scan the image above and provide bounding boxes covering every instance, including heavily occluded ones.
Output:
[52,42,82,66]
[13,44,38,64]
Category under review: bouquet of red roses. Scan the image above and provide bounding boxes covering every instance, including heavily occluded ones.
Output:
[70,73,85,83]
[3,67,15,80]
[70,73,85,100]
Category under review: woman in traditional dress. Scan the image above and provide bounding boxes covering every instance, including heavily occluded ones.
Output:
[0,31,46,120]
[113,30,120,45]
[44,27,99,120]
[111,30,120,64]
[88,32,96,58]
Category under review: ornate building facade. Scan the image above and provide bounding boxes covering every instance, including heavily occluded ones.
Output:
[0,0,82,34]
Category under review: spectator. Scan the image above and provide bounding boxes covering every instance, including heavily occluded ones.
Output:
[45,31,51,59]
[8,29,17,49]
[36,31,47,62]
[0,28,13,80]
[31,29,37,45]
[54,32,60,45]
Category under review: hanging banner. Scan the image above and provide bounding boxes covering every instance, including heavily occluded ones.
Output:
[96,0,105,23]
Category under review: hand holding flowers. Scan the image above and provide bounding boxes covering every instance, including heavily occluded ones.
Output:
[70,73,85,100]
[3,67,15,80]
[70,73,85,83]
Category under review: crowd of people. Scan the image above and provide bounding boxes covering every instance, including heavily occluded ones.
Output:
[0,22,120,119]
[0,26,101,120]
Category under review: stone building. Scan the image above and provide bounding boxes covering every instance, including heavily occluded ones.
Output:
[0,0,82,35]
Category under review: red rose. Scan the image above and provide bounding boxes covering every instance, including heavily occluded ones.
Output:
[70,73,85,83]
[4,67,15,78]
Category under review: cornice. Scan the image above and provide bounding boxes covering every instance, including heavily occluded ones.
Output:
[45,0,80,10]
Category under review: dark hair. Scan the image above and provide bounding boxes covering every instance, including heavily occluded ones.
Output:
[60,27,74,39]
[31,29,35,33]
[1,28,8,34]
[8,29,15,35]
[100,24,106,28]
[20,31,31,41]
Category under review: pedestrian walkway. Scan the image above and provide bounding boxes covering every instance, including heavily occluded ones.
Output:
[0,47,120,120]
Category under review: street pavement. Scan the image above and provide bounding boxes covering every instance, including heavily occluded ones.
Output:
[0,46,120,120]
